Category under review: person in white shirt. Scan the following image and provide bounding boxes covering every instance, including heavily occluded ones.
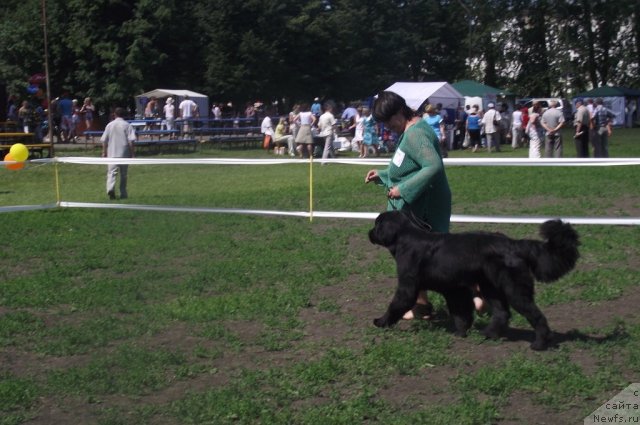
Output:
[212,104,222,120]
[178,95,198,138]
[101,107,136,200]
[351,106,364,154]
[261,112,275,151]
[163,97,175,136]
[482,102,501,153]
[318,101,337,161]
[511,105,523,149]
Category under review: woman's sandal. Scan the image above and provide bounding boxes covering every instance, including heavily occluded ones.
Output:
[403,302,434,320]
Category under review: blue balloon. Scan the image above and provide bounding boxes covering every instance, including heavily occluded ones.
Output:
[27,85,39,94]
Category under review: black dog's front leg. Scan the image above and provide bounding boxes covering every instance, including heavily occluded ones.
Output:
[374,275,419,328]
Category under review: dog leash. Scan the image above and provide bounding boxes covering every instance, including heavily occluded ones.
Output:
[388,195,432,232]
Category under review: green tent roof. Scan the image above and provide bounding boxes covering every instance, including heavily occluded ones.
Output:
[575,86,640,98]
[451,80,513,97]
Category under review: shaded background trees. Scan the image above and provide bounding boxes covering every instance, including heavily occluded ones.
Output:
[0,0,638,115]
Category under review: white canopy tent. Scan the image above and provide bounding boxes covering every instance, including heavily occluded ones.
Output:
[135,89,209,119]
[384,82,465,111]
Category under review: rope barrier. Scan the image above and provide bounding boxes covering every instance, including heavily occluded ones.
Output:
[0,203,58,213]
[49,203,640,225]
[21,157,640,166]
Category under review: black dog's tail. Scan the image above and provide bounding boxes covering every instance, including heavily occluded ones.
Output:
[523,220,580,282]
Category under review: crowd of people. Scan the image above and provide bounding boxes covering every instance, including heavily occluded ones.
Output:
[258,99,463,160]
[4,91,621,161]
[256,95,619,161]
[456,97,616,158]
[6,92,97,144]
[258,99,387,159]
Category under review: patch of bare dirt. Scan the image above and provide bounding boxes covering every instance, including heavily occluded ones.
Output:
[375,366,459,410]
[499,390,586,425]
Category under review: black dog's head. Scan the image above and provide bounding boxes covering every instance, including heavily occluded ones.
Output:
[369,210,413,248]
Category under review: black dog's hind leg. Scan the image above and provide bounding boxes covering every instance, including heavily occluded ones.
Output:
[480,264,528,341]
[503,277,552,350]
[373,276,419,328]
[480,294,510,340]
[509,297,552,351]
[442,288,475,337]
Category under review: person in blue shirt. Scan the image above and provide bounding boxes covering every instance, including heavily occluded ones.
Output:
[423,103,447,157]
[57,92,73,143]
[466,106,482,152]
[311,97,322,119]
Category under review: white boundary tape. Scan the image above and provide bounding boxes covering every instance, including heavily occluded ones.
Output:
[55,202,640,226]
[0,203,58,213]
[22,157,640,166]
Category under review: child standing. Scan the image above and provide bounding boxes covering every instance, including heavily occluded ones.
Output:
[360,107,378,158]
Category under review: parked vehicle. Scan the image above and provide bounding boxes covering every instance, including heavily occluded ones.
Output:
[518,98,573,121]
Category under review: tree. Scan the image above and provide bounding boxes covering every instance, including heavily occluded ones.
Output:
[1,0,638,114]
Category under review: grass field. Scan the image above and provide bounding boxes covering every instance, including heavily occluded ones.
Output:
[1,128,639,424]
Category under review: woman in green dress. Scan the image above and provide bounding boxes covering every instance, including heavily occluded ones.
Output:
[365,91,452,320]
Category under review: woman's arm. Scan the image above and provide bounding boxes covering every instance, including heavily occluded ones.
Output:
[396,130,443,204]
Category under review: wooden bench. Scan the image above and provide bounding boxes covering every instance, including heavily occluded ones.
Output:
[0,122,20,132]
[194,126,262,135]
[134,138,197,154]
[0,142,53,158]
[179,117,259,128]
[0,132,53,158]
[84,131,196,152]
[84,130,104,139]
[0,132,35,140]
[136,129,181,140]
[204,134,264,149]
[193,126,262,142]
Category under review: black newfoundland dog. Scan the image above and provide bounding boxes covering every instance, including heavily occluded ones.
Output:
[369,210,580,350]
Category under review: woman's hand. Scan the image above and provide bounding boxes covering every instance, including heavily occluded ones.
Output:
[365,169,379,183]
[387,186,401,199]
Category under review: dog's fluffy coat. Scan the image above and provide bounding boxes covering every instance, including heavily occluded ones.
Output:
[369,210,580,350]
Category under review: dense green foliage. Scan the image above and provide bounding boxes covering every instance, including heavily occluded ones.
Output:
[0,0,639,112]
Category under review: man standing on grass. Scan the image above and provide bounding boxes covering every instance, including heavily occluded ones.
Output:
[482,102,501,153]
[591,97,615,158]
[101,107,136,200]
[318,101,337,161]
[573,99,590,157]
[179,95,199,139]
[541,100,565,158]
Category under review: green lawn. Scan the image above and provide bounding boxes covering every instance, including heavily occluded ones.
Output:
[0,128,639,424]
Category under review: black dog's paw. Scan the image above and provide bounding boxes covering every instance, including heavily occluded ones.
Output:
[373,317,389,328]
[453,329,468,338]
[480,327,502,340]
[530,341,548,351]
[530,338,551,351]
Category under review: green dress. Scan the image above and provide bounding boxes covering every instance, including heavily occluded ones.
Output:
[377,119,452,232]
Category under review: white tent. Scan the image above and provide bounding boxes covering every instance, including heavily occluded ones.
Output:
[384,82,465,111]
[135,89,209,119]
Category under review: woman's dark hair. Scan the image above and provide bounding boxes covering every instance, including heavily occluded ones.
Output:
[372,91,414,122]
[532,101,542,113]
